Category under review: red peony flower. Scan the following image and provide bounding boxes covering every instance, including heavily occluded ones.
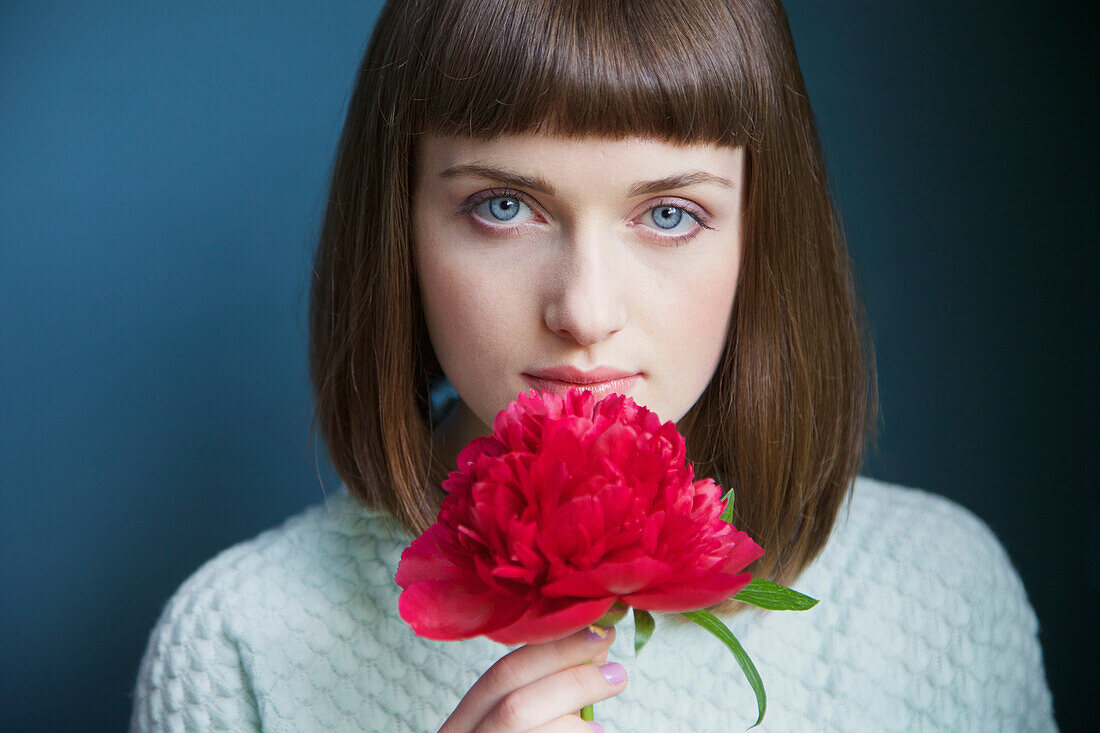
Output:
[396,389,765,645]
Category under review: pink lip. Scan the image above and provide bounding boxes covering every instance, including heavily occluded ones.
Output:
[522,366,642,400]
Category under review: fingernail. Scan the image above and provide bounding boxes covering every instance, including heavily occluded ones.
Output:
[585,625,610,642]
[599,662,626,686]
[587,722,604,732]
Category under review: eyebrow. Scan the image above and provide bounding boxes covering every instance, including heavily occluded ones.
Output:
[627,171,736,197]
[439,164,556,195]
[438,164,736,197]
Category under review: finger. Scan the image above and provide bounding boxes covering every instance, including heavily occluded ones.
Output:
[443,627,614,733]
[478,659,627,733]
[527,714,605,732]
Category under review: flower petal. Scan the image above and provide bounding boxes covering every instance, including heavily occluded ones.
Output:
[396,388,774,646]
[487,596,616,645]
[398,578,527,641]
[541,557,676,598]
[394,525,456,587]
[718,531,767,571]
[621,571,755,612]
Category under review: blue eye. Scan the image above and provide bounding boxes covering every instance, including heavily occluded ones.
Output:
[650,205,684,230]
[639,203,712,241]
[477,195,526,222]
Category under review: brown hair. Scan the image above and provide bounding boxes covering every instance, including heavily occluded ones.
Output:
[310,0,877,586]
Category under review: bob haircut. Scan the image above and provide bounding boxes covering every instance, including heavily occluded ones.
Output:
[310,0,877,586]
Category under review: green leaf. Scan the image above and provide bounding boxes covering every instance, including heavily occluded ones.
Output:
[732,577,819,611]
[633,608,655,656]
[719,488,736,524]
[594,601,629,627]
[682,609,766,729]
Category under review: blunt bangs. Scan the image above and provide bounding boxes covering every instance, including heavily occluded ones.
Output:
[394,0,773,146]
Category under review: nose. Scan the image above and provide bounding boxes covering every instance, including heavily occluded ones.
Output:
[541,227,627,346]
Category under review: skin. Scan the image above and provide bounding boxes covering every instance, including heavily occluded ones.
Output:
[439,627,621,733]
[413,132,745,732]
[414,133,745,470]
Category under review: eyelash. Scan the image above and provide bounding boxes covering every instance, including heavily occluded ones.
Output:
[454,188,528,217]
[455,188,715,244]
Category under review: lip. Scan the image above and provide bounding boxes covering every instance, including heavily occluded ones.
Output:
[522,366,642,400]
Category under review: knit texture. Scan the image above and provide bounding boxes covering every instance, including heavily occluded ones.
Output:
[130,477,1056,732]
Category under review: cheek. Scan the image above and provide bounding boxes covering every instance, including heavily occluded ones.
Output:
[653,245,739,329]
[654,255,739,381]
[672,292,734,363]
[420,261,473,329]
[416,240,527,378]
[420,262,487,363]
[416,231,467,361]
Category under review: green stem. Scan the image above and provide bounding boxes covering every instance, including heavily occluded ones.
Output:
[580,703,594,721]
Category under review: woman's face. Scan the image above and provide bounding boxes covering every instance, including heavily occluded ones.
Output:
[413,133,744,447]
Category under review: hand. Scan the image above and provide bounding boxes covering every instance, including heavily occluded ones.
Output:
[439,626,627,732]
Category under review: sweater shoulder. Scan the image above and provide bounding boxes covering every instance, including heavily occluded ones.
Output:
[840,477,1026,591]
[130,492,414,732]
[168,491,409,610]
[145,491,415,659]
[805,476,1054,730]
[827,476,1032,619]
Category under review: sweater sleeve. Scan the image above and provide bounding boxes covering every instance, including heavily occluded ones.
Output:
[833,479,1057,732]
[129,571,261,732]
[964,515,1056,730]
[920,492,1056,731]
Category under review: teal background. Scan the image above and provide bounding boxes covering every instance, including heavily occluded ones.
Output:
[1,2,1093,730]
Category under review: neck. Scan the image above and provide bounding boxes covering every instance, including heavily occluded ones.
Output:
[432,400,490,473]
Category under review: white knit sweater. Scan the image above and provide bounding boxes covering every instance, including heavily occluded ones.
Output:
[130,477,1055,732]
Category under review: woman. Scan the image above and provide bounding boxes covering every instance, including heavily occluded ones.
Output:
[131,1,1054,730]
